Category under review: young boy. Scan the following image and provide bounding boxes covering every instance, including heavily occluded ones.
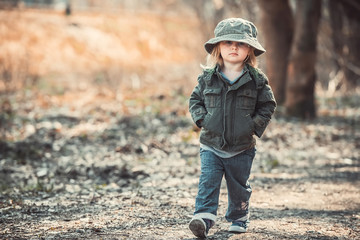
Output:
[188,18,276,238]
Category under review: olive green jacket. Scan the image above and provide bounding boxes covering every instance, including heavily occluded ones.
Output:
[189,64,276,152]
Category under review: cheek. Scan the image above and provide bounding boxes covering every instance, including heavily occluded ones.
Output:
[241,48,250,56]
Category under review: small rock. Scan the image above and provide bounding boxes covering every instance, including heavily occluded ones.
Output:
[36,168,48,178]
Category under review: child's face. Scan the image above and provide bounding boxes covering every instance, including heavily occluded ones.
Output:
[219,41,250,65]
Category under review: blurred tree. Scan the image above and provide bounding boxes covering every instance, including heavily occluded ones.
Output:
[258,0,294,104]
[328,0,360,90]
[185,0,226,40]
[65,0,71,15]
[285,0,321,118]
[0,0,20,8]
[258,0,321,118]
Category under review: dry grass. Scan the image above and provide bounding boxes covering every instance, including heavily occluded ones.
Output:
[0,9,204,95]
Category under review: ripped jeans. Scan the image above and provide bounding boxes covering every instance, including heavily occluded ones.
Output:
[193,147,255,223]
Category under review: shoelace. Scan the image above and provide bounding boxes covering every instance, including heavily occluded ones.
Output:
[232,220,247,227]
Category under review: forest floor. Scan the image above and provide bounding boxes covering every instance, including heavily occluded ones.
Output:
[0,87,359,240]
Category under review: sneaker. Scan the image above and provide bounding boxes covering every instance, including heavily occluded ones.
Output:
[228,220,248,233]
[189,218,213,238]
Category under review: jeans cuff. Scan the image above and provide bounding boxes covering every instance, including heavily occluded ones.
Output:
[235,212,250,222]
[193,213,217,223]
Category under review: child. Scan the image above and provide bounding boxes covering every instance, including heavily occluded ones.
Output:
[188,18,276,238]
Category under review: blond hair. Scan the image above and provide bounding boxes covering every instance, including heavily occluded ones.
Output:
[201,43,257,70]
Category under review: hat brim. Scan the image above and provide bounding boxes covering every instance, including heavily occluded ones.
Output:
[204,34,266,56]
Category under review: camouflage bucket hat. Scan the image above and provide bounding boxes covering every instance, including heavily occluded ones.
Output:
[204,18,266,56]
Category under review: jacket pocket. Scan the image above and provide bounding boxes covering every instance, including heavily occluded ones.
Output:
[232,114,255,146]
[204,88,222,108]
[236,89,257,109]
[245,114,255,134]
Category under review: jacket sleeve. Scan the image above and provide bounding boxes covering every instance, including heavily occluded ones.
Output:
[253,78,277,138]
[189,76,207,128]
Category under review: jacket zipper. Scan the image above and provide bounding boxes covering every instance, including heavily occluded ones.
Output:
[220,69,248,149]
[222,85,231,149]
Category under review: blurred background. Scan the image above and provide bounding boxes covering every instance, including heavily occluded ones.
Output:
[0,0,359,185]
[1,0,359,120]
[1,1,360,109]
[1,0,360,180]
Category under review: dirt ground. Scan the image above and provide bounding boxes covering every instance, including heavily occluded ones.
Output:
[1,90,359,240]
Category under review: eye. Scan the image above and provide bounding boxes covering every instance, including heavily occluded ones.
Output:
[225,41,233,45]
[237,42,246,47]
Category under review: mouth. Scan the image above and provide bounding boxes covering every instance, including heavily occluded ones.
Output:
[229,53,238,56]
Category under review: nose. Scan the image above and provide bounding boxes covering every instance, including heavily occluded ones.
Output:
[231,43,238,49]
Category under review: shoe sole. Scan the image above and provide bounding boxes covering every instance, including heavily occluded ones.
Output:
[189,219,207,238]
[229,225,247,233]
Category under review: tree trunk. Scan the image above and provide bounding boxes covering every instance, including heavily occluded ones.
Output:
[328,0,343,71]
[187,0,225,41]
[329,0,360,89]
[285,0,321,119]
[258,0,294,104]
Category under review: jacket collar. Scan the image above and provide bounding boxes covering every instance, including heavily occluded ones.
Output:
[213,64,253,90]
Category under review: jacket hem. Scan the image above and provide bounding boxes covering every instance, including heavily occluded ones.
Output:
[199,138,256,153]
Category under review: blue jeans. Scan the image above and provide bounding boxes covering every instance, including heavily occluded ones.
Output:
[193,147,255,223]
